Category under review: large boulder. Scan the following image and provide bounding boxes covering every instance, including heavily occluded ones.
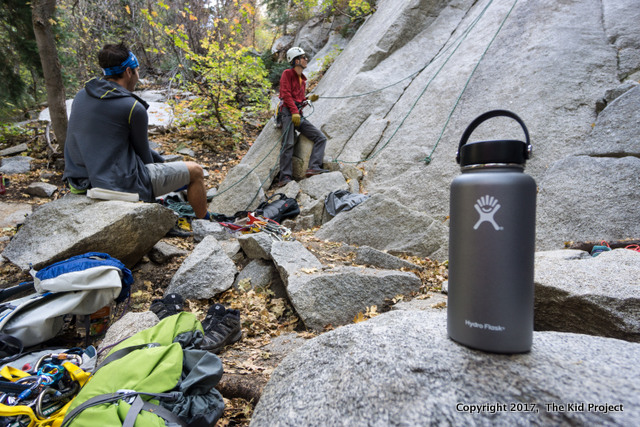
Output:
[208,164,266,216]
[2,195,175,270]
[534,249,640,342]
[224,0,640,255]
[536,84,640,248]
[251,309,640,426]
[166,235,237,299]
[536,155,640,249]
[316,193,448,261]
[286,266,422,330]
[270,240,323,283]
[298,171,348,200]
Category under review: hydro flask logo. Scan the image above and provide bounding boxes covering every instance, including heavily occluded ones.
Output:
[473,195,503,230]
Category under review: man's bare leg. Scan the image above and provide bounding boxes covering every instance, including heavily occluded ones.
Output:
[185,161,208,219]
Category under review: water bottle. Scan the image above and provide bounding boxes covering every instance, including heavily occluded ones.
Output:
[447,110,536,353]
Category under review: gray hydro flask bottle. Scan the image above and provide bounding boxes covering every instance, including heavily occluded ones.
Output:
[447,110,536,353]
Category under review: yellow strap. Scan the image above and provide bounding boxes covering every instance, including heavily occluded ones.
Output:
[62,362,91,386]
[128,100,138,124]
[0,403,36,426]
[0,365,30,381]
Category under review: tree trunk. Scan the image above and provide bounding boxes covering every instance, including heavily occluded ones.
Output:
[32,0,67,151]
[216,373,267,404]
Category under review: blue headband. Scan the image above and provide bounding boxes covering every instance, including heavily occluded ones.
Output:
[103,51,139,76]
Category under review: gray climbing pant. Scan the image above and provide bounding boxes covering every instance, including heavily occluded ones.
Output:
[279,106,327,179]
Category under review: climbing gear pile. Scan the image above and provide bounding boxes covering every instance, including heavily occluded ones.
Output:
[0,348,93,426]
[590,241,611,257]
[219,212,292,241]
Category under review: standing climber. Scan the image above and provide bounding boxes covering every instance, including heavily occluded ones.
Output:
[276,46,328,187]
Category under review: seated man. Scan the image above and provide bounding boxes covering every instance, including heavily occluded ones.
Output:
[63,42,209,219]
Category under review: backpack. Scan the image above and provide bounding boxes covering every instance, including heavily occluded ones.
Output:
[0,252,132,359]
[255,193,300,224]
[61,312,225,427]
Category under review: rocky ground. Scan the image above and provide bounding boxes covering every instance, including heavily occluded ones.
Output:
[0,116,447,425]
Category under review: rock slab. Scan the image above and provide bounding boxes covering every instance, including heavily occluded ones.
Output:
[2,195,176,270]
[251,309,640,426]
[287,266,422,330]
[534,249,640,342]
[167,235,237,299]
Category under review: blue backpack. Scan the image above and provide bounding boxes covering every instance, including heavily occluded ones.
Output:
[0,253,132,362]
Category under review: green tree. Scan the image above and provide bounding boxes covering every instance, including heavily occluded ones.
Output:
[0,0,44,116]
[142,4,270,135]
[263,0,376,36]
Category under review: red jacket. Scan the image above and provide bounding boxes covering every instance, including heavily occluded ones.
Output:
[279,68,306,115]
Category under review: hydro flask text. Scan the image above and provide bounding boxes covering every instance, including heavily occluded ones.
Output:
[465,319,506,332]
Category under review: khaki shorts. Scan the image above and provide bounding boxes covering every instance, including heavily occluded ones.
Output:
[145,162,190,197]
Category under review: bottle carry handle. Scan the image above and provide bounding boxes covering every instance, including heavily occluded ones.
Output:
[456,110,531,164]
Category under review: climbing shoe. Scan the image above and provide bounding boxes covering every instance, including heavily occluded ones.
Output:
[201,304,242,354]
[150,293,185,320]
[166,218,193,237]
[201,303,227,331]
[305,168,329,178]
[276,176,293,188]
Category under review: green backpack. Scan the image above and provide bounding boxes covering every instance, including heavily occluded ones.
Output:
[62,312,224,427]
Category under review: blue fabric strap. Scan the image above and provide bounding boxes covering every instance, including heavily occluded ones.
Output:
[103,51,139,76]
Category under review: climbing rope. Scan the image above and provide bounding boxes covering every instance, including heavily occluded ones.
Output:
[423,0,518,164]
[330,0,513,165]
[206,0,517,203]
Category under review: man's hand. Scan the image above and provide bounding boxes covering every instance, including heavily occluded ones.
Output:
[308,94,319,102]
[292,113,301,127]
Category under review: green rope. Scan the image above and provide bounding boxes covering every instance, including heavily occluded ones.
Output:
[165,199,196,217]
[208,121,290,202]
[206,0,517,203]
[318,70,422,100]
[423,0,518,165]
[330,0,497,165]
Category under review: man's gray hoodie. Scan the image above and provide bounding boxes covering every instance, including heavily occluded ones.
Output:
[63,78,162,202]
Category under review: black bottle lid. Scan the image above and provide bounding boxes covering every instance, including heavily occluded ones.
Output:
[456,110,532,167]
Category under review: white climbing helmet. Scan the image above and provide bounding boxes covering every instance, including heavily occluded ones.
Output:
[286,47,306,64]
